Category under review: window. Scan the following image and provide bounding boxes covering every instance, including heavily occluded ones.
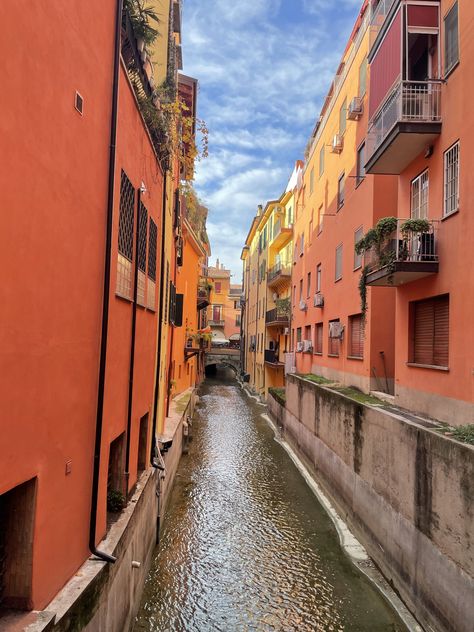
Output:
[359,56,367,97]
[319,145,325,177]
[310,167,315,194]
[137,413,149,473]
[108,432,125,510]
[349,314,364,358]
[307,272,311,297]
[234,300,240,309]
[328,319,340,357]
[116,170,135,299]
[215,281,222,293]
[305,325,311,345]
[297,327,302,342]
[164,262,169,323]
[444,141,460,216]
[235,314,241,326]
[316,264,322,292]
[337,173,345,209]
[410,295,449,367]
[335,244,343,281]
[315,323,323,354]
[287,205,293,226]
[137,202,148,306]
[212,305,222,322]
[300,233,304,256]
[356,143,365,186]
[318,204,324,234]
[147,218,157,310]
[299,279,303,301]
[411,170,429,219]
[293,285,296,306]
[444,2,459,76]
[354,226,364,270]
[339,98,347,135]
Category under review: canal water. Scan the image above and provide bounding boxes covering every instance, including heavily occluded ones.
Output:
[134,370,405,632]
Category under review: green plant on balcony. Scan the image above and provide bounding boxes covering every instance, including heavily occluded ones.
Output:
[275,297,291,317]
[355,216,398,320]
[124,0,160,50]
[400,218,431,237]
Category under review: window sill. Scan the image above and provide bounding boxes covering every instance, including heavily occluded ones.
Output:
[313,351,323,356]
[353,264,362,272]
[406,363,449,372]
[115,291,133,304]
[335,277,342,283]
[328,354,339,358]
[441,208,459,222]
[347,355,363,361]
[355,177,365,190]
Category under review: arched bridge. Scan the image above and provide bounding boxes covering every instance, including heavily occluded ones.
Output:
[205,348,241,373]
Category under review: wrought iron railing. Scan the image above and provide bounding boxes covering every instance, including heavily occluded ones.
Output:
[367,80,442,160]
[265,307,289,324]
[364,218,439,273]
[267,262,291,283]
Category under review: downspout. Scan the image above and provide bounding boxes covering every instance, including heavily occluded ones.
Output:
[124,190,141,492]
[150,170,167,465]
[89,0,123,564]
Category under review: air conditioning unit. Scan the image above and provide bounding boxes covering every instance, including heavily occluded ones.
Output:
[299,300,307,311]
[283,327,290,335]
[303,340,313,352]
[331,134,344,153]
[329,321,345,339]
[314,293,324,308]
[296,341,304,352]
[347,96,363,120]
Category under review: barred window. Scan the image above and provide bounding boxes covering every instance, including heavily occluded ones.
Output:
[148,219,157,281]
[444,142,459,217]
[136,202,148,306]
[116,170,135,299]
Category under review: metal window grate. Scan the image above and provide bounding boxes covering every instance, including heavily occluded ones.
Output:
[148,219,157,281]
[444,142,459,217]
[118,171,135,261]
[138,202,148,272]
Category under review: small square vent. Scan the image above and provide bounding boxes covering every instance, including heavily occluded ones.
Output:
[75,91,84,115]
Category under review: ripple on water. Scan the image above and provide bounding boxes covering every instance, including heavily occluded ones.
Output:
[134,379,406,632]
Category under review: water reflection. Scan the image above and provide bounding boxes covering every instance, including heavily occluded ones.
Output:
[134,369,405,631]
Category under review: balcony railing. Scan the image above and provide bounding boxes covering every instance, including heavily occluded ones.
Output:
[367,80,442,164]
[265,307,289,326]
[265,349,283,365]
[209,319,225,327]
[364,218,439,286]
[267,262,291,285]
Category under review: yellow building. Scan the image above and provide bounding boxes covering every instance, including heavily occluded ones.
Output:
[241,161,301,398]
[206,260,241,345]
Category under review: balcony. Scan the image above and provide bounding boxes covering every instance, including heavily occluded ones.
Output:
[270,218,292,250]
[267,262,291,290]
[265,349,284,367]
[265,306,289,328]
[364,219,439,287]
[366,80,442,175]
[197,285,211,310]
[209,319,225,327]
[369,0,398,51]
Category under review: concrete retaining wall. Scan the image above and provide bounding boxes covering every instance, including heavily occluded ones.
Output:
[269,374,474,632]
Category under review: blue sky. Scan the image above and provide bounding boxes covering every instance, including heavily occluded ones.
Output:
[181,0,362,282]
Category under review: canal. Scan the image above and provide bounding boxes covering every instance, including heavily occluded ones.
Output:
[134,370,406,631]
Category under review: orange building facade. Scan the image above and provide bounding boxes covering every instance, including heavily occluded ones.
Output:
[364,0,474,423]
[207,260,242,345]
[292,1,399,395]
[0,0,207,618]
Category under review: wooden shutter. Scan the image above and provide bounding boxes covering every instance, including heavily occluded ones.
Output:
[433,297,449,366]
[414,295,449,366]
[350,315,364,358]
[315,323,323,353]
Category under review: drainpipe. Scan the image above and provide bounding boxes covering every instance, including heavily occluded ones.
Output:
[150,171,167,465]
[89,0,123,564]
[124,190,142,492]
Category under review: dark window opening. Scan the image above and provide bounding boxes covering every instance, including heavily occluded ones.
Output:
[107,433,125,513]
[0,478,37,610]
[137,414,149,473]
[148,219,157,281]
[118,171,135,261]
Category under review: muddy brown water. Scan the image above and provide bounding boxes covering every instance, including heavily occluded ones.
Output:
[134,369,406,631]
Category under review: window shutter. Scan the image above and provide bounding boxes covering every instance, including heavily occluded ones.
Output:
[174,294,184,327]
[433,297,449,366]
[316,323,323,353]
[350,315,364,358]
[414,296,449,366]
